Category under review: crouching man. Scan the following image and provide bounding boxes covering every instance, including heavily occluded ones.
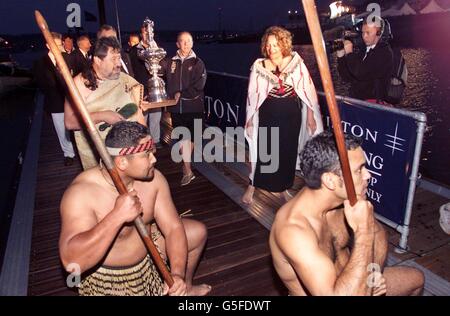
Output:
[270,131,424,296]
[59,121,211,296]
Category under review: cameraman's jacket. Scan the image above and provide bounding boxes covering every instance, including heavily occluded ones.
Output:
[337,41,393,102]
[160,50,206,114]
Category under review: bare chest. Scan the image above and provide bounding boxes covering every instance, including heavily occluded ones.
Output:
[92,185,157,240]
[317,215,351,260]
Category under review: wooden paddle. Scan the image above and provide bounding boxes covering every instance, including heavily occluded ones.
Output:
[301,0,378,296]
[300,0,357,205]
[34,10,174,288]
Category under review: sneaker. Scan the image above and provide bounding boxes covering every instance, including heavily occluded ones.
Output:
[439,203,450,235]
[64,157,74,166]
[181,172,195,186]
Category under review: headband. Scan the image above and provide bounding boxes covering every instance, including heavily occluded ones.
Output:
[106,138,154,156]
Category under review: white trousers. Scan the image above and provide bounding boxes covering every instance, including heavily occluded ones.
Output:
[51,112,75,158]
[147,109,161,143]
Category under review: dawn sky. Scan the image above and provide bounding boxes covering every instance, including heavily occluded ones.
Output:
[0,0,333,35]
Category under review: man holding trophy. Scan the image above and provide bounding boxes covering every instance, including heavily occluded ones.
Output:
[131,20,206,186]
[129,19,170,148]
[160,31,207,186]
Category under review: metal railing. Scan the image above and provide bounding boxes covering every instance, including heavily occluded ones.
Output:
[204,70,432,252]
[0,93,43,295]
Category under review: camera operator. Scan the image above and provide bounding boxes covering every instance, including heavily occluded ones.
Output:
[336,16,393,103]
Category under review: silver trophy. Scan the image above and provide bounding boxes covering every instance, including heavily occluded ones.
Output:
[137,18,168,102]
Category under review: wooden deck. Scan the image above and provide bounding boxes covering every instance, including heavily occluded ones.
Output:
[27,113,449,295]
[204,156,450,289]
[27,115,286,296]
[212,159,450,280]
[195,139,450,293]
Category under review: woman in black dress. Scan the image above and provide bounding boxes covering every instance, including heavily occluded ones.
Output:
[243,26,323,204]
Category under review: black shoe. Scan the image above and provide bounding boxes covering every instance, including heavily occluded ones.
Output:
[155,142,163,149]
[64,157,74,166]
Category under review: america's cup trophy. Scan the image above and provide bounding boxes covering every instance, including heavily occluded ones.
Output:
[137,18,168,103]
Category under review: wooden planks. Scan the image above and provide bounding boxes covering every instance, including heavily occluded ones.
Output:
[27,116,285,296]
[27,114,450,296]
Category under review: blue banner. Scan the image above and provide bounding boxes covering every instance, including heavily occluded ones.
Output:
[204,72,247,129]
[320,97,418,225]
[204,72,419,225]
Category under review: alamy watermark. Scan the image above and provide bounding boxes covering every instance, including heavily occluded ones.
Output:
[366,262,383,288]
[66,3,81,28]
[66,262,81,288]
[366,3,382,28]
[170,119,280,174]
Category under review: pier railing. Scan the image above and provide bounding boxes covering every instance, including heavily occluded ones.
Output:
[0,93,43,295]
[204,70,428,252]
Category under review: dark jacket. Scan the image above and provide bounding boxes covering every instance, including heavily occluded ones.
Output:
[70,48,91,77]
[337,41,393,101]
[33,54,69,114]
[161,51,207,114]
[121,50,134,78]
[128,43,150,94]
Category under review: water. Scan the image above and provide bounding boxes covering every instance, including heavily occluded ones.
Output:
[192,42,450,186]
[0,89,35,266]
[13,43,450,185]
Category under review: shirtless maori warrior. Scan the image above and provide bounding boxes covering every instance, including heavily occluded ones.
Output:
[59,121,211,296]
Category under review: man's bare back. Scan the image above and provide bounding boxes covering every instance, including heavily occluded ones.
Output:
[270,132,424,296]
[270,190,424,296]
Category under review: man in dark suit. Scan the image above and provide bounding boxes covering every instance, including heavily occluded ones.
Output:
[71,35,92,77]
[62,34,74,54]
[33,32,75,166]
[127,33,140,50]
[337,16,393,102]
[128,24,164,148]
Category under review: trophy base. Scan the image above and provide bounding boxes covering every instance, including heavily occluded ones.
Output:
[141,99,178,111]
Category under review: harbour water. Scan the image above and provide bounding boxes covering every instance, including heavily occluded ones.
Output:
[191,42,450,186]
[11,41,450,186]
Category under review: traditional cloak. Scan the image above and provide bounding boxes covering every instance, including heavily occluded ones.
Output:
[74,72,145,169]
[244,52,324,182]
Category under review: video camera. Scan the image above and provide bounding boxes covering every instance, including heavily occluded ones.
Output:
[323,13,393,55]
[324,25,361,53]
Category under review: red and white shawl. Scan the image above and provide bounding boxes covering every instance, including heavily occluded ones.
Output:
[244,52,324,182]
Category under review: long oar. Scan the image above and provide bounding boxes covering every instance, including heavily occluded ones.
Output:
[301,1,378,296]
[300,1,357,205]
[34,10,174,288]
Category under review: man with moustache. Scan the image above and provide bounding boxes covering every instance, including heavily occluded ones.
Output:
[64,36,146,169]
[96,24,135,77]
[59,121,211,296]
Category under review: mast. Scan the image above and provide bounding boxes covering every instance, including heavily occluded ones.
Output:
[114,0,122,45]
[97,0,106,26]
